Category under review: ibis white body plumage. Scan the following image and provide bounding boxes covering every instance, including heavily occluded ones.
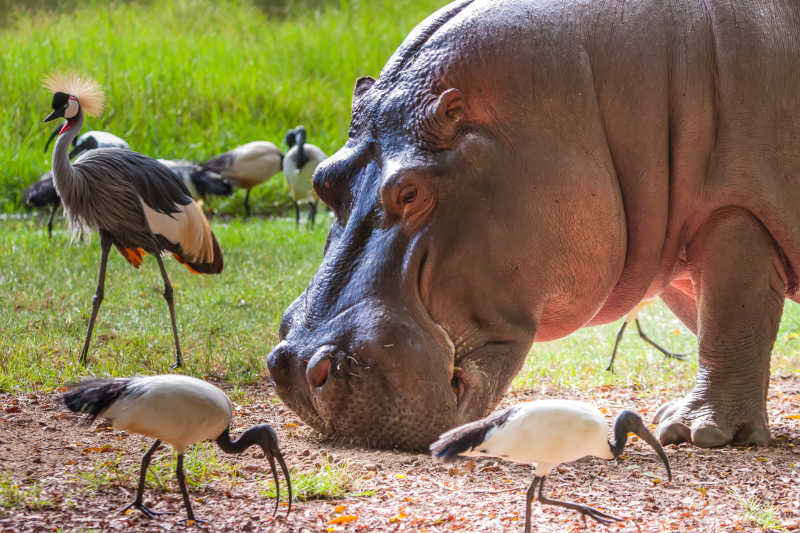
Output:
[201,141,283,216]
[458,400,613,475]
[282,126,326,227]
[431,399,672,532]
[100,375,232,453]
[63,374,291,525]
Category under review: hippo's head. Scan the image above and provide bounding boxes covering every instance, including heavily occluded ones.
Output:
[268,1,626,449]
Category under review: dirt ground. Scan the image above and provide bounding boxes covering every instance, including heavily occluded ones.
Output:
[1,375,798,532]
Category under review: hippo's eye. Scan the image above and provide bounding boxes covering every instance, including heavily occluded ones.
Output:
[400,186,418,205]
[381,174,436,229]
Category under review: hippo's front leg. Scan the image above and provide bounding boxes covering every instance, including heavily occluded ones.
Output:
[655,208,784,447]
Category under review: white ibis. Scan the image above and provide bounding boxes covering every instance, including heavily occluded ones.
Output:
[606,299,690,373]
[63,375,292,525]
[23,171,60,237]
[201,141,283,216]
[157,159,233,202]
[43,73,223,368]
[45,128,130,160]
[430,399,672,532]
[282,126,326,227]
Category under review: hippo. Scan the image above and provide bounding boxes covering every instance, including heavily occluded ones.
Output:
[268,0,800,450]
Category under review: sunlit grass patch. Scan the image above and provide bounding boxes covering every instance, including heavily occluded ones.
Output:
[730,488,788,532]
[0,471,55,514]
[263,457,371,502]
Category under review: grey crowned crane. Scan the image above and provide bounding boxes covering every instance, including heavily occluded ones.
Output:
[606,299,690,373]
[45,128,130,160]
[23,171,60,237]
[430,399,672,532]
[201,141,283,216]
[29,130,129,238]
[63,375,292,525]
[282,126,327,228]
[43,73,223,368]
[157,159,234,202]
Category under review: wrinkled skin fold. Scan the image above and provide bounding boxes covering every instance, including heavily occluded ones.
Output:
[268,0,800,450]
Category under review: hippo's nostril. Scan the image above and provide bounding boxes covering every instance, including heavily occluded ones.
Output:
[307,357,331,388]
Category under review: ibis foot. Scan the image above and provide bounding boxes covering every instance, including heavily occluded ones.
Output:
[179,518,210,527]
[654,391,770,447]
[121,501,175,519]
[536,476,623,527]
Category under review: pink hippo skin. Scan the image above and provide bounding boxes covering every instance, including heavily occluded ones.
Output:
[268,0,800,450]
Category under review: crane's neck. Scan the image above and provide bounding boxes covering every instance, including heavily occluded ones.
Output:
[51,110,84,198]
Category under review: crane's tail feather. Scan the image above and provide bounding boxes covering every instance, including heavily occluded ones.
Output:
[115,245,146,268]
[429,405,519,461]
[62,378,131,422]
[173,229,223,274]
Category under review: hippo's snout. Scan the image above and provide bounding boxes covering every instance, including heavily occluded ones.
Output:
[267,298,458,450]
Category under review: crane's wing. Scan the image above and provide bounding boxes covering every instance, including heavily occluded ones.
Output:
[74,149,223,274]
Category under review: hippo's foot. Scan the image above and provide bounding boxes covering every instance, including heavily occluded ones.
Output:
[653,389,769,448]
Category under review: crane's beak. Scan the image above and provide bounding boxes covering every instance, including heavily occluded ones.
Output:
[43,108,65,122]
[44,123,61,153]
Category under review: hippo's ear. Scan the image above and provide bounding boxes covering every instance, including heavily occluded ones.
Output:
[418,88,466,149]
[353,76,376,103]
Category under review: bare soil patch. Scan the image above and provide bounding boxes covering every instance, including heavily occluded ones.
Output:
[1,375,799,532]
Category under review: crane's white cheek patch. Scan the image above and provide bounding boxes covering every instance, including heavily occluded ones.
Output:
[65,98,79,119]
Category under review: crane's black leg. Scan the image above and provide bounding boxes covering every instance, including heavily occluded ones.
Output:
[536,476,623,526]
[294,202,300,227]
[155,254,183,369]
[308,201,317,228]
[524,476,542,533]
[176,454,208,526]
[606,320,629,373]
[244,189,251,217]
[80,232,112,366]
[634,319,690,361]
[121,440,173,519]
[46,204,57,238]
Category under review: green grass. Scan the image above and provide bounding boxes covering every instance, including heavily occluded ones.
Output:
[263,457,368,502]
[0,0,450,214]
[0,216,329,391]
[0,471,55,514]
[730,489,788,532]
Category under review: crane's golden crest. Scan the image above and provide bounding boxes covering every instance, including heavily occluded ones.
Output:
[42,72,105,117]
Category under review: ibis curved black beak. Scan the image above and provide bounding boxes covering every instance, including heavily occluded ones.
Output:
[611,409,672,482]
[44,123,61,153]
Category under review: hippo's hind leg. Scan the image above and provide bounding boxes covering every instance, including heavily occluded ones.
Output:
[654,207,783,447]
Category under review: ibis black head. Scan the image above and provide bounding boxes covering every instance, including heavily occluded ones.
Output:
[216,424,292,517]
[610,409,672,482]
[294,125,307,145]
[284,128,297,148]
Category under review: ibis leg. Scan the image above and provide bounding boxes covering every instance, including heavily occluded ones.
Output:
[121,440,173,519]
[605,320,629,373]
[244,189,251,217]
[536,476,623,526]
[294,202,300,227]
[155,254,183,368]
[46,204,57,238]
[524,476,542,533]
[80,232,112,365]
[634,319,690,361]
[176,454,208,526]
[308,201,317,228]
